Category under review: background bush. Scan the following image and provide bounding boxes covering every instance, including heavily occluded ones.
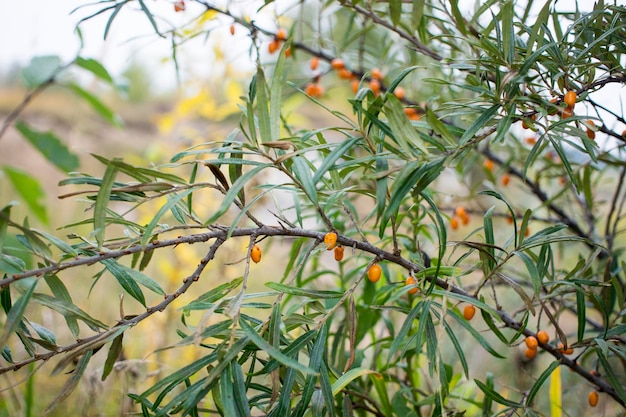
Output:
[1,1,625,416]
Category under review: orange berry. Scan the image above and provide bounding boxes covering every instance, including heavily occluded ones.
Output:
[174,0,185,12]
[537,330,549,344]
[368,78,381,95]
[525,336,538,350]
[455,206,467,217]
[351,79,360,94]
[501,173,511,186]
[275,28,287,41]
[586,128,595,140]
[525,136,537,145]
[229,24,236,35]
[463,304,476,320]
[305,83,324,98]
[331,58,345,70]
[558,343,574,355]
[268,40,280,54]
[334,246,344,261]
[310,56,319,71]
[337,68,353,80]
[564,90,577,108]
[460,212,470,225]
[405,276,418,294]
[483,159,495,171]
[588,391,599,407]
[371,68,383,80]
[394,87,405,100]
[250,245,262,263]
[561,106,574,119]
[525,347,537,359]
[404,107,420,120]
[450,216,459,230]
[367,263,382,283]
[323,231,338,250]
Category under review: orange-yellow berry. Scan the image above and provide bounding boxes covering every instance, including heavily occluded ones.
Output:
[368,264,382,283]
[371,68,383,80]
[501,173,511,186]
[558,343,574,355]
[394,87,405,100]
[174,0,185,12]
[405,276,418,294]
[331,58,345,70]
[368,78,381,95]
[564,90,577,108]
[337,68,353,80]
[323,231,338,250]
[525,347,537,359]
[483,159,495,171]
[463,304,476,320]
[268,40,280,54]
[310,56,319,71]
[305,83,324,98]
[250,245,262,263]
[351,79,360,94]
[588,391,599,407]
[525,336,538,350]
[334,246,344,261]
[450,216,459,230]
[275,28,287,41]
[229,24,236,35]
[537,330,549,344]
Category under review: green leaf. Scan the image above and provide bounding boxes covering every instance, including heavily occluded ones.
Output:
[142,188,194,247]
[239,318,317,376]
[14,121,79,173]
[526,360,561,406]
[94,162,118,248]
[380,159,444,237]
[291,156,318,205]
[270,44,288,143]
[443,319,469,378]
[449,310,506,358]
[3,166,48,225]
[575,285,586,343]
[0,279,37,350]
[0,205,10,253]
[256,67,271,143]
[312,137,359,185]
[332,367,380,396]
[102,332,124,381]
[75,57,114,84]
[458,104,500,146]
[474,378,521,407]
[21,55,62,88]
[67,83,123,127]
[265,282,343,299]
[43,349,94,414]
[44,274,80,336]
[32,293,108,331]
[137,0,163,37]
[385,94,428,155]
[101,259,147,306]
[204,164,269,226]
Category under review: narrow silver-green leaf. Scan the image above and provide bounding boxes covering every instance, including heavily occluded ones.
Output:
[101,259,147,306]
[265,282,343,299]
[94,162,118,248]
[385,94,428,155]
[102,332,124,381]
[0,279,37,350]
[239,318,317,376]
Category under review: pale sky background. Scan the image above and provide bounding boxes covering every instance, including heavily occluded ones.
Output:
[0,1,259,90]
